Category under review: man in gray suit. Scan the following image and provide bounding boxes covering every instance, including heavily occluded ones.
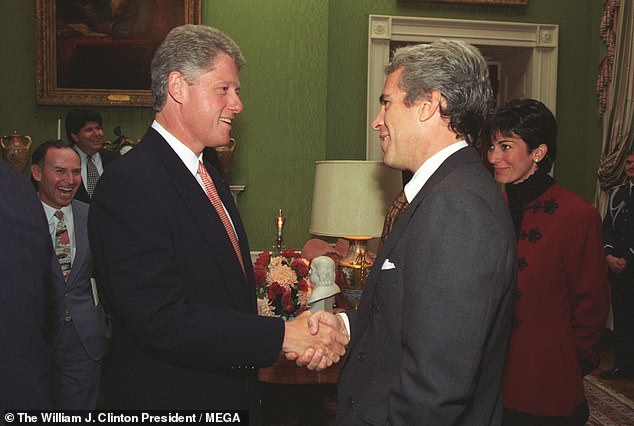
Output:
[31,140,110,409]
[301,40,517,424]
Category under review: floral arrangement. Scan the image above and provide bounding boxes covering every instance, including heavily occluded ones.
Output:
[254,249,312,320]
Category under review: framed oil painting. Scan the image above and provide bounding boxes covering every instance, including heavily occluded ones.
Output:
[398,0,528,5]
[35,0,202,107]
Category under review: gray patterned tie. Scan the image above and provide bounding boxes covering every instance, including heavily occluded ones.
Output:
[86,155,99,197]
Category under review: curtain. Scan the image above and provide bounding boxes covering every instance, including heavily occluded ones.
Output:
[595,0,634,214]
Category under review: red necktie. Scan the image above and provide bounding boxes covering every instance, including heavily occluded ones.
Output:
[198,161,246,276]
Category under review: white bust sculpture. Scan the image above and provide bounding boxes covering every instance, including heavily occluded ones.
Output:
[308,256,341,313]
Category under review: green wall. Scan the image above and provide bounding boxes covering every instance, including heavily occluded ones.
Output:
[0,0,605,250]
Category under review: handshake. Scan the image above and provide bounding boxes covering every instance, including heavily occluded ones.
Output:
[282,310,349,371]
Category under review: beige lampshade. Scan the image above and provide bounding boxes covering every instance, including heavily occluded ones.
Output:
[309,160,403,239]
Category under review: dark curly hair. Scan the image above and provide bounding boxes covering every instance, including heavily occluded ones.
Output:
[481,98,557,173]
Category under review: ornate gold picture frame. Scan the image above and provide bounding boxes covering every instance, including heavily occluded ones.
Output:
[35,0,202,107]
[399,0,528,5]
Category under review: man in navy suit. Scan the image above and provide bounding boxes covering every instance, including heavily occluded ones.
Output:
[65,108,119,203]
[31,140,110,409]
[0,160,54,410]
[88,25,347,416]
[303,40,517,425]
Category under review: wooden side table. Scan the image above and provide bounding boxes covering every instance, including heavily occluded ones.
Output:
[259,356,341,425]
[258,355,340,384]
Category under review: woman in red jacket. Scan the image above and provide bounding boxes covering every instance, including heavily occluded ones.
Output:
[483,99,610,425]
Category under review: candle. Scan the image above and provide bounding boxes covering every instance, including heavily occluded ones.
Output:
[56,117,62,141]
[275,209,285,237]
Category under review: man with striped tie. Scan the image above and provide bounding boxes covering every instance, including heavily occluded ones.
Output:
[31,140,109,409]
[87,24,347,418]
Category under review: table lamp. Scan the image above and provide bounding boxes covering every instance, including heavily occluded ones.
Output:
[309,160,402,290]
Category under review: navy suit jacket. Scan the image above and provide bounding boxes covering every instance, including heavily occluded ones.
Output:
[88,128,284,410]
[48,200,109,361]
[74,148,119,204]
[337,146,517,425]
[0,161,53,409]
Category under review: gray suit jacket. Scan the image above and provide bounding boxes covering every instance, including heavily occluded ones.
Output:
[337,146,517,425]
[48,200,109,361]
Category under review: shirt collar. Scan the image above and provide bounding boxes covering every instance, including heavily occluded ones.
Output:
[404,140,468,203]
[152,120,202,177]
[73,145,100,161]
[40,200,73,222]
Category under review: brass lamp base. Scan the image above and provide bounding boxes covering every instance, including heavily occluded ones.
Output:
[338,238,373,290]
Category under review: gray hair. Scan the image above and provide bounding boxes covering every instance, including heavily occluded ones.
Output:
[386,39,492,144]
[150,24,246,111]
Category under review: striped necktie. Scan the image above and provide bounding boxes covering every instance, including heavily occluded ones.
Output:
[54,210,72,281]
[197,161,246,276]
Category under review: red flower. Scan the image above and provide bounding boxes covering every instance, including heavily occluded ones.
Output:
[267,282,285,300]
[297,279,310,292]
[254,264,267,287]
[291,258,310,277]
[255,251,271,267]
[284,304,297,314]
[281,290,293,307]
[282,249,300,259]
[255,250,312,320]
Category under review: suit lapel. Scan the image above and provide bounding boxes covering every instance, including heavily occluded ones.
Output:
[51,254,66,283]
[74,182,91,203]
[351,147,476,345]
[148,131,252,307]
[67,201,88,286]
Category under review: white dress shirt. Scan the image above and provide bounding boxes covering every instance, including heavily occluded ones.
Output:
[404,140,468,203]
[73,146,104,190]
[41,202,76,263]
[151,120,238,236]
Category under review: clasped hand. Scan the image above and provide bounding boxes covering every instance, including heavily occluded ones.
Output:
[282,310,349,371]
[607,254,626,274]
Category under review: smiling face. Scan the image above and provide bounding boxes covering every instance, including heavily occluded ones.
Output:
[487,132,547,185]
[178,53,243,155]
[371,67,425,172]
[71,121,104,156]
[31,147,82,209]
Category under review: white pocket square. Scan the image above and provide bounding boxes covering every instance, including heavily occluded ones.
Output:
[381,259,396,270]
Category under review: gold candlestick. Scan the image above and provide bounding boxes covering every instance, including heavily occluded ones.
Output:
[273,209,286,255]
